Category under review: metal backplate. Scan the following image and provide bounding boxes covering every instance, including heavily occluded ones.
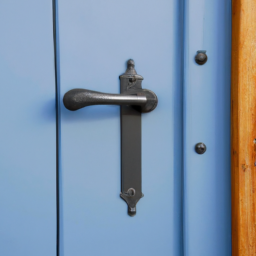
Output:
[120,60,144,216]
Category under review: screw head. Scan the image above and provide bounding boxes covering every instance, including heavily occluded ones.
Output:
[128,206,136,217]
[195,143,207,154]
[195,51,207,65]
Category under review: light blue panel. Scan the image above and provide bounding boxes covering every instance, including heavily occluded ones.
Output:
[57,0,183,255]
[0,1,56,255]
[183,0,231,255]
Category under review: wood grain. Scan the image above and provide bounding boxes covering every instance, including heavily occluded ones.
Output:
[232,0,256,255]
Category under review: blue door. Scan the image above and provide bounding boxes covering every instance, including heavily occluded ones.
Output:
[56,0,231,256]
[0,1,56,255]
[0,0,231,255]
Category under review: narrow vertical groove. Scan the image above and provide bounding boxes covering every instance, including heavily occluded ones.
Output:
[181,0,187,255]
[180,0,185,255]
[52,0,60,255]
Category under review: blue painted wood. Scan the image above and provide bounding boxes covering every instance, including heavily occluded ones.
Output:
[57,0,183,255]
[0,1,56,255]
[57,0,231,255]
[183,0,231,255]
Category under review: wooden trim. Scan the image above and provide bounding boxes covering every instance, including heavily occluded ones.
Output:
[231,0,256,255]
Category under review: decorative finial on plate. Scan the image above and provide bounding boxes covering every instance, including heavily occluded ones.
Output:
[127,59,135,68]
[119,59,143,80]
[124,59,137,75]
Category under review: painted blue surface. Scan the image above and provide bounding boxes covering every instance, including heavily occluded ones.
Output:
[57,0,183,255]
[183,0,231,255]
[0,1,56,255]
[56,0,231,255]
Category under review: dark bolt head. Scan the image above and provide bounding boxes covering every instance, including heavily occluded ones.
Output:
[195,143,207,154]
[195,51,207,65]
[128,206,136,217]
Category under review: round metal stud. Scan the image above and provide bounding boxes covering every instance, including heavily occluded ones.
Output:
[195,142,207,154]
[195,51,208,65]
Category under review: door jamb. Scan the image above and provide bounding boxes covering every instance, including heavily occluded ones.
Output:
[231,0,256,255]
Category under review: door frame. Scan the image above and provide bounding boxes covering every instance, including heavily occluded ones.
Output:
[231,0,256,255]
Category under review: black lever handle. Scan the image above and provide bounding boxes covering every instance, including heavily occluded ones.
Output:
[63,88,158,113]
[63,59,158,216]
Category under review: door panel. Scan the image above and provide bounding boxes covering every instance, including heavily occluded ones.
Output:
[0,1,56,255]
[57,0,183,255]
[57,0,231,255]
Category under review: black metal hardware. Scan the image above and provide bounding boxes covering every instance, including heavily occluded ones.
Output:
[63,76,157,113]
[119,59,148,216]
[195,50,207,65]
[195,142,207,154]
[63,59,157,216]
[122,188,136,197]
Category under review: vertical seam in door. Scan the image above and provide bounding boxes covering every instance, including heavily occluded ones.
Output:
[181,0,186,255]
[52,0,60,255]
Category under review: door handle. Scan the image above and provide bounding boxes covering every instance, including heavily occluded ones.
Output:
[63,59,157,216]
[63,87,157,113]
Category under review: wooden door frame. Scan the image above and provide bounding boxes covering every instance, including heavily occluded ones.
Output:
[231,0,256,255]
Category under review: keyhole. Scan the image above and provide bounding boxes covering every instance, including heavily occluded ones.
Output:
[127,188,136,197]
